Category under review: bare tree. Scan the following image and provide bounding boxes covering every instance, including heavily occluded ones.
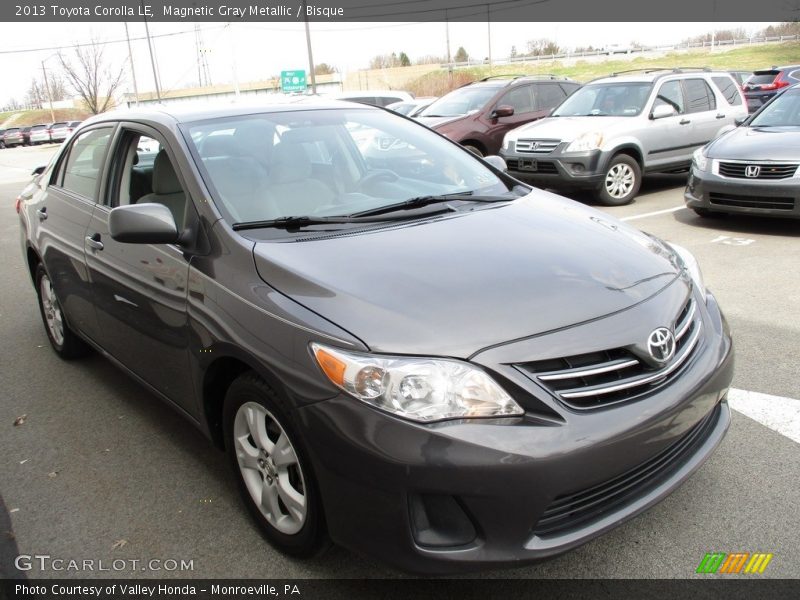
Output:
[58,39,124,115]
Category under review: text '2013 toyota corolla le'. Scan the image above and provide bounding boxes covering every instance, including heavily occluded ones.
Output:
[18,101,733,574]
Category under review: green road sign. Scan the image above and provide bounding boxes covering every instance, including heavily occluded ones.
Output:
[281,70,307,92]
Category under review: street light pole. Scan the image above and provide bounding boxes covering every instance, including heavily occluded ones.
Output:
[41,61,55,122]
[123,22,140,105]
[302,1,317,94]
[141,0,161,101]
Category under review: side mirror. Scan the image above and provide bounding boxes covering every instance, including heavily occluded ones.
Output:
[492,105,515,119]
[650,104,676,120]
[31,165,46,176]
[734,115,747,126]
[109,203,179,245]
[483,155,508,172]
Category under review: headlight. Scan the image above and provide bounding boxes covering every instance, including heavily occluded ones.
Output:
[692,147,709,171]
[668,243,706,296]
[311,343,523,423]
[565,132,603,153]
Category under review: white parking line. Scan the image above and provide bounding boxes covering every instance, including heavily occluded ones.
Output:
[729,388,800,444]
[620,206,685,222]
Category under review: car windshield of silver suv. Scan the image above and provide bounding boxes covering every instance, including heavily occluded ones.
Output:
[552,83,652,117]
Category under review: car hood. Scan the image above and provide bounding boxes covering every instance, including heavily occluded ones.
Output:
[508,116,632,143]
[253,193,682,358]
[707,126,800,160]
[415,114,469,129]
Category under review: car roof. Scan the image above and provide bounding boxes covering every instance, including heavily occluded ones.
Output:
[80,99,380,128]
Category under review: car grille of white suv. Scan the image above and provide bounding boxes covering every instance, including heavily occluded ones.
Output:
[514,139,560,154]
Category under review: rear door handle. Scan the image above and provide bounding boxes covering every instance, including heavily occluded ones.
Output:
[85,234,104,251]
[715,113,726,119]
[36,207,47,221]
[679,119,691,125]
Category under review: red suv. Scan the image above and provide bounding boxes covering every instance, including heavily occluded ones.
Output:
[415,75,580,156]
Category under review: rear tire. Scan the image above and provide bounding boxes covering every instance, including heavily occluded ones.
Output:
[35,264,90,359]
[223,373,328,558]
[596,154,642,206]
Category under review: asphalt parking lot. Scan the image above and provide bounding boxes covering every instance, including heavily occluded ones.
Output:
[0,143,798,580]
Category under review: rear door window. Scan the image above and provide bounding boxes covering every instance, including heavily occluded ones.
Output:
[59,127,114,200]
[683,79,716,113]
[496,85,534,114]
[534,84,566,111]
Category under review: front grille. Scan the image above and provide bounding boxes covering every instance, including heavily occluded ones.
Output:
[505,159,558,174]
[718,162,798,179]
[532,404,720,537]
[514,139,560,154]
[516,297,701,410]
[709,192,795,211]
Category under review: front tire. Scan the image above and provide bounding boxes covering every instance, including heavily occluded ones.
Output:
[462,143,484,157]
[35,264,89,359]
[223,373,327,558]
[596,154,642,206]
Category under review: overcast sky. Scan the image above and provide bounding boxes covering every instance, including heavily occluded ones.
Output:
[0,21,774,103]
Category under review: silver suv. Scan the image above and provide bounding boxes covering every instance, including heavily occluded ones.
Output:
[500,68,748,205]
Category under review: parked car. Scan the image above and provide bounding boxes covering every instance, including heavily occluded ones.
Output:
[49,120,82,143]
[742,65,800,112]
[3,127,24,147]
[21,126,33,146]
[603,43,633,55]
[331,90,414,107]
[0,129,5,149]
[686,83,800,219]
[18,102,732,574]
[501,68,747,205]
[386,97,436,117]
[29,124,52,145]
[415,75,580,156]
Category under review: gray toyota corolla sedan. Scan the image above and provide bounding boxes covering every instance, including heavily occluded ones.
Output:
[18,101,733,574]
[686,83,800,219]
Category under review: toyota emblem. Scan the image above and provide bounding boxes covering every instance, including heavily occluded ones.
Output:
[647,327,676,364]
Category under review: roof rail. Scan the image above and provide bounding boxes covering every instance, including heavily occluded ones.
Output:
[476,74,528,81]
[608,66,712,77]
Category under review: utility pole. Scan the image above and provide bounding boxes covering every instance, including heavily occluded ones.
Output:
[124,22,139,105]
[41,61,55,122]
[142,0,161,101]
[302,0,317,94]
[445,10,452,65]
[486,4,492,73]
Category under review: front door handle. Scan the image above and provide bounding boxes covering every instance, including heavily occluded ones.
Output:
[36,207,47,221]
[85,234,104,251]
[679,119,691,125]
[715,113,726,119]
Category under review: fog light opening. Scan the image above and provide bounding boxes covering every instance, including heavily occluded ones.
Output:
[409,494,477,548]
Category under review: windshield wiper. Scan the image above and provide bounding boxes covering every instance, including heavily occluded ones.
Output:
[352,192,515,218]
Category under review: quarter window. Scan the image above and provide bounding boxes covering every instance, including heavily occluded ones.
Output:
[683,79,717,113]
[711,76,742,105]
[60,128,113,200]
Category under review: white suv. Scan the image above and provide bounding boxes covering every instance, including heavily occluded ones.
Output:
[500,68,747,205]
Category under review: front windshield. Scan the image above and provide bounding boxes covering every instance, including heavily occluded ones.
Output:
[418,85,502,118]
[552,82,652,117]
[185,108,511,225]
[750,89,800,127]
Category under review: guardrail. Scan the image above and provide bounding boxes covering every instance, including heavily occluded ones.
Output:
[439,34,800,69]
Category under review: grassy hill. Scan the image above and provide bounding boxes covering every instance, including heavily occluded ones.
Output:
[406,41,800,97]
[0,108,90,129]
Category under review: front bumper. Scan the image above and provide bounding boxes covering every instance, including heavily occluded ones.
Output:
[297,288,734,574]
[685,165,800,219]
[500,147,606,188]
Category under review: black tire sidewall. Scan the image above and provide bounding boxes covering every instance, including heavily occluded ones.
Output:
[222,373,326,557]
[597,154,642,206]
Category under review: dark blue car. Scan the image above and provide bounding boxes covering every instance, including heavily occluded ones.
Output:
[743,65,800,112]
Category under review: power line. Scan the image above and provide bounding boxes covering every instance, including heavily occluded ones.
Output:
[0,25,225,56]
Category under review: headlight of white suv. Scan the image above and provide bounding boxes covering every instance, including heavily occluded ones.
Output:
[565,132,603,153]
[311,343,523,423]
[667,243,706,297]
[692,146,709,171]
